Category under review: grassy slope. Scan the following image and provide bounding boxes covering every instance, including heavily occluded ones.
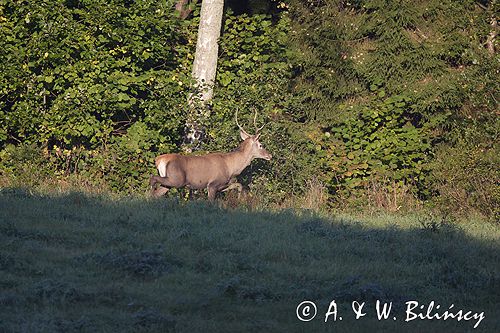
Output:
[0,189,498,333]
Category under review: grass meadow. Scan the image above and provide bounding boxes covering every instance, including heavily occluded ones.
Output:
[0,188,499,332]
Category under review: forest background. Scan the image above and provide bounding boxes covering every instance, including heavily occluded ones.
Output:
[0,0,498,220]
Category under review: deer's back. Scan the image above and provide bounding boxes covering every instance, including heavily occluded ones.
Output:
[157,153,230,189]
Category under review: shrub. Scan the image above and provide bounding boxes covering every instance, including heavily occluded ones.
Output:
[430,137,499,220]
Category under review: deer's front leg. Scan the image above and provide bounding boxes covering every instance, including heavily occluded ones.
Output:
[221,182,243,194]
[207,184,218,201]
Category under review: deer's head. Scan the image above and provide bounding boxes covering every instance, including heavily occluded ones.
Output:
[236,109,272,161]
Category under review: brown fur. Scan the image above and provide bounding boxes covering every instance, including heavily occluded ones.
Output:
[150,132,271,200]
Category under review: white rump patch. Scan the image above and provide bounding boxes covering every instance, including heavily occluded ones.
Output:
[158,160,167,177]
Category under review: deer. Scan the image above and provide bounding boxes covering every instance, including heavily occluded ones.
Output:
[149,110,272,201]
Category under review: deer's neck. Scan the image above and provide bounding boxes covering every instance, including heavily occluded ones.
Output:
[225,149,253,178]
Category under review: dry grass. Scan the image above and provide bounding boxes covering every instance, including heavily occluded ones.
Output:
[363,178,422,213]
[0,173,113,197]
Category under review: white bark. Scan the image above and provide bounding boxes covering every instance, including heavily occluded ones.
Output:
[184,0,224,150]
[191,0,224,103]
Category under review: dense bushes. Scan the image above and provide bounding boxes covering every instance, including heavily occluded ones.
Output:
[429,125,499,219]
[0,0,194,190]
[285,0,498,216]
[0,0,498,218]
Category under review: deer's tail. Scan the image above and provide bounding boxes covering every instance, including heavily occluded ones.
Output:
[154,154,176,178]
[151,154,177,195]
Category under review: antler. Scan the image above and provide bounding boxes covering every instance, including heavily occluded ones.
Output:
[252,108,267,133]
[235,108,251,137]
[236,107,267,137]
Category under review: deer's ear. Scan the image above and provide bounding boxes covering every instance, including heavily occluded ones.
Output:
[240,129,251,141]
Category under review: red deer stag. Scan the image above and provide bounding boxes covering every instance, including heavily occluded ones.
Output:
[150,110,272,200]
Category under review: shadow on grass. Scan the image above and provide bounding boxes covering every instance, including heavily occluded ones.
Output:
[0,188,499,332]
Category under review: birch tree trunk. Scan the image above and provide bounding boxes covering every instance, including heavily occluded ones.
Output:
[184,0,224,150]
[485,0,497,55]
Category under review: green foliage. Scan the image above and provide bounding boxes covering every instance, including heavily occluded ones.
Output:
[429,124,500,220]
[0,0,187,148]
[0,0,193,191]
[0,144,53,188]
[217,12,289,87]
[285,0,498,214]
[312,94,431,197]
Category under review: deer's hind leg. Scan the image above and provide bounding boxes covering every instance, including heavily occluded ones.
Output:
[150,175,167,197]
[151,185,169,197]
[149,173,185,197]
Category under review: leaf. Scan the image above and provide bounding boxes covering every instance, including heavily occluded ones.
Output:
[117,93,130,101]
